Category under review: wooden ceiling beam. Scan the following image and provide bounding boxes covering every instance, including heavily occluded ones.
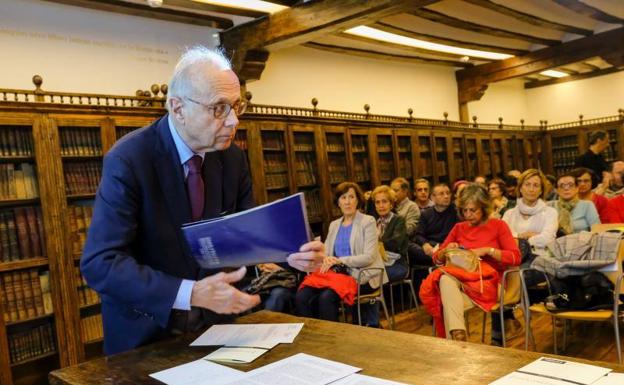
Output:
[525,67,622,89]
[409,8,560,46]
[456,27,624,104]
[302,42,471,67]
[371,21,527,56]
[463,0,593,36]
[553,0,624,25]
[41,0,233,28]
[220,0,442,80]
[336,33,465,60]
[163,0,267,18]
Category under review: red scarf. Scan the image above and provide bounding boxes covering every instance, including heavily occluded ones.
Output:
[299,272,358,305]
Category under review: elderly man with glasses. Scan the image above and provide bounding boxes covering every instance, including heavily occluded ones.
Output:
[80,46,325,355]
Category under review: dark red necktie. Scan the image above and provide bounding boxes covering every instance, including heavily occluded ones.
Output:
[186,155,204,221]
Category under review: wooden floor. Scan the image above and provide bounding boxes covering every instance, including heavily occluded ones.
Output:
[380,301,623,364]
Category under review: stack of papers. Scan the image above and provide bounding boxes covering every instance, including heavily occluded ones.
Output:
[490,357,615,385]
[189,323,304,364]
[150,353,411,385]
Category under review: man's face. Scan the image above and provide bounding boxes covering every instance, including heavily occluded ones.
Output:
[612,162,624,187]
[415,182,429,202]
[431,186,451,207]
[170,69,241,153]
[596,137,610,153]
[391,182,407,202]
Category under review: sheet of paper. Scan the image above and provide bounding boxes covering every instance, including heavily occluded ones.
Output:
[224,353,361,385]
[204,347,268,364]
[516,357,612,385]
[330,373,411,385]
[591,373,624,385]
[489,372,578,385]
[149,359,244,385]
[190,323,304,348]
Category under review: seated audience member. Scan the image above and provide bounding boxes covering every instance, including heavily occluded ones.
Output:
[452,180,469,205]
[391,177,420,238]
[409,184,459,266]
[488,178,515,219]
[502,169,558,259]
[600,161,624,198]
[296,182,386,326]
[548,173,600,235]
[544,174,558,201]
[474,175,487,187]
[573,167,609,223]
[507,170,522,179]
[503,175,518,200]
[420,184,520,342]
[256,263,298,313]
[372,186,408,282]
[605,194,624,223]
[362,190,377,218]
[414,178,435,210]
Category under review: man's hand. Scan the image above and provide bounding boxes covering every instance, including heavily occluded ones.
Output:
[287,241,325,272]
[190,266,260,314]
[258,263,282,273]
[423,243,434,256]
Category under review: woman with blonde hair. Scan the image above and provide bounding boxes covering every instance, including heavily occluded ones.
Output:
[371,185,408,282]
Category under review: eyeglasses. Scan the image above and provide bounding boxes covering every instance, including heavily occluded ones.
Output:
[183,97,247,119]
[461,207,480,214]
[557,182,576,189]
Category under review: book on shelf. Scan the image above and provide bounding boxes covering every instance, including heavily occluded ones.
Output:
[261,132,285,150]
[0,268,47,322]
[81,313,103,343]
[8,322,56,364]
[0,163,39,200]
[39,271,53,315]
[74,265,99,307]
[182,193,311,269]
[0,127,33,157]
[0,206,46,262]
[68,204,94,256]
[64,161,102,195]
[59,128,102,156]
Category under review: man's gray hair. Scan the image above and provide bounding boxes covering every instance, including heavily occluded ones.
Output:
[166,46,232,109]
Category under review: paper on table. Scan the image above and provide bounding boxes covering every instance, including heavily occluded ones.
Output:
[489,372,579,385]
[204,347,268,364]
[591,373,624,385]
[190,323,304,348]
[515,357,611,385]
[331,374,411,385]
[224,353,361,385]
[149,359,244,385]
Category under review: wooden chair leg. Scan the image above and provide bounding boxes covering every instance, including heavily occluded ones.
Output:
[552,316,558,355]
[481,311,487,343]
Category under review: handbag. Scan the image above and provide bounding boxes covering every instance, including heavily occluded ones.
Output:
[243,269,298,295]
[442,248,480,273]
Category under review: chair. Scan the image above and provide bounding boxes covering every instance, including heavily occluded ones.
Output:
[520,223,624,363]
[387,259,420,324]
[340,267,393,330]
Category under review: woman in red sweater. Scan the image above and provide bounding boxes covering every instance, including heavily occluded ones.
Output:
[421,184,520,342]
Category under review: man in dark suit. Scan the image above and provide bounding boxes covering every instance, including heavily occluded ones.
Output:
[81,47,325,355]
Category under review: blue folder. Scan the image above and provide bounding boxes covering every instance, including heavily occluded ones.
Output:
[182,193,312,268]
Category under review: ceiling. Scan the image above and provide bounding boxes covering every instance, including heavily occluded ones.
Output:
[43,0,624,88]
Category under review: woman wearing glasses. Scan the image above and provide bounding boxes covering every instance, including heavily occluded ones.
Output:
[572,167,609,223]
[548,173,600,236]
[488,178,515,219]
[420,184,520,342]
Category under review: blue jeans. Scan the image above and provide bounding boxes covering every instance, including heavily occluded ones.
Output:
[386,263,408,283]
[264,286,295,313]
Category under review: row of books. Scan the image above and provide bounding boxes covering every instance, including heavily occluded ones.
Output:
[552,135,577,148]
[295,153,317,186]
[59,127,102,156]
[116,126,137,140]
[261,133,285,150]
[8,322,56,364]
[0,127,34,157]
[377,137,392,152]
[0,207,46,262]
[266,172,289,189]
[263,154,288,173]
[67,204,93,256]
[351,137,367,152]
[325,135,345,152]
[81,314,103,343]
[1,269,53,323]
[303,190,322,219]
[234,131,248,150]
[63,161,102,196]
[0,163,39,200]
[293,133,314,152]
[74,266,99,308]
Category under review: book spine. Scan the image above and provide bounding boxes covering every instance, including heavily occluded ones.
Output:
[14,207,31,259]
[12,271,27,320]
[21,270,35,318]
[30,269,45,316]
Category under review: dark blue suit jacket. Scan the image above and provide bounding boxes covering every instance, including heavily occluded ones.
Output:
[80,115,254,355]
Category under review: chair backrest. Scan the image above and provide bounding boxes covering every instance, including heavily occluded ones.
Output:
[499,269,521,306]
[591,223,624,292]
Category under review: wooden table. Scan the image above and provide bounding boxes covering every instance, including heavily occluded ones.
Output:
[49,310,624,385]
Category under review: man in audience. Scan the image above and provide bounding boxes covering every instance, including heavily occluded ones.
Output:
[413,178,435,210]
[391,177,420,238]
[575,130,610,180]
[409,184,459,266]
[504,175,518,200]
[508,170,522,179]
[474,175,487,186]
[80,46,324,355]
[599,161,624,198]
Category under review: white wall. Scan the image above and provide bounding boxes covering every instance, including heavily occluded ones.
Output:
[0,0,218,95]
[247,46,461,120]
[525,70,624,124]
[467,79,529,125]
